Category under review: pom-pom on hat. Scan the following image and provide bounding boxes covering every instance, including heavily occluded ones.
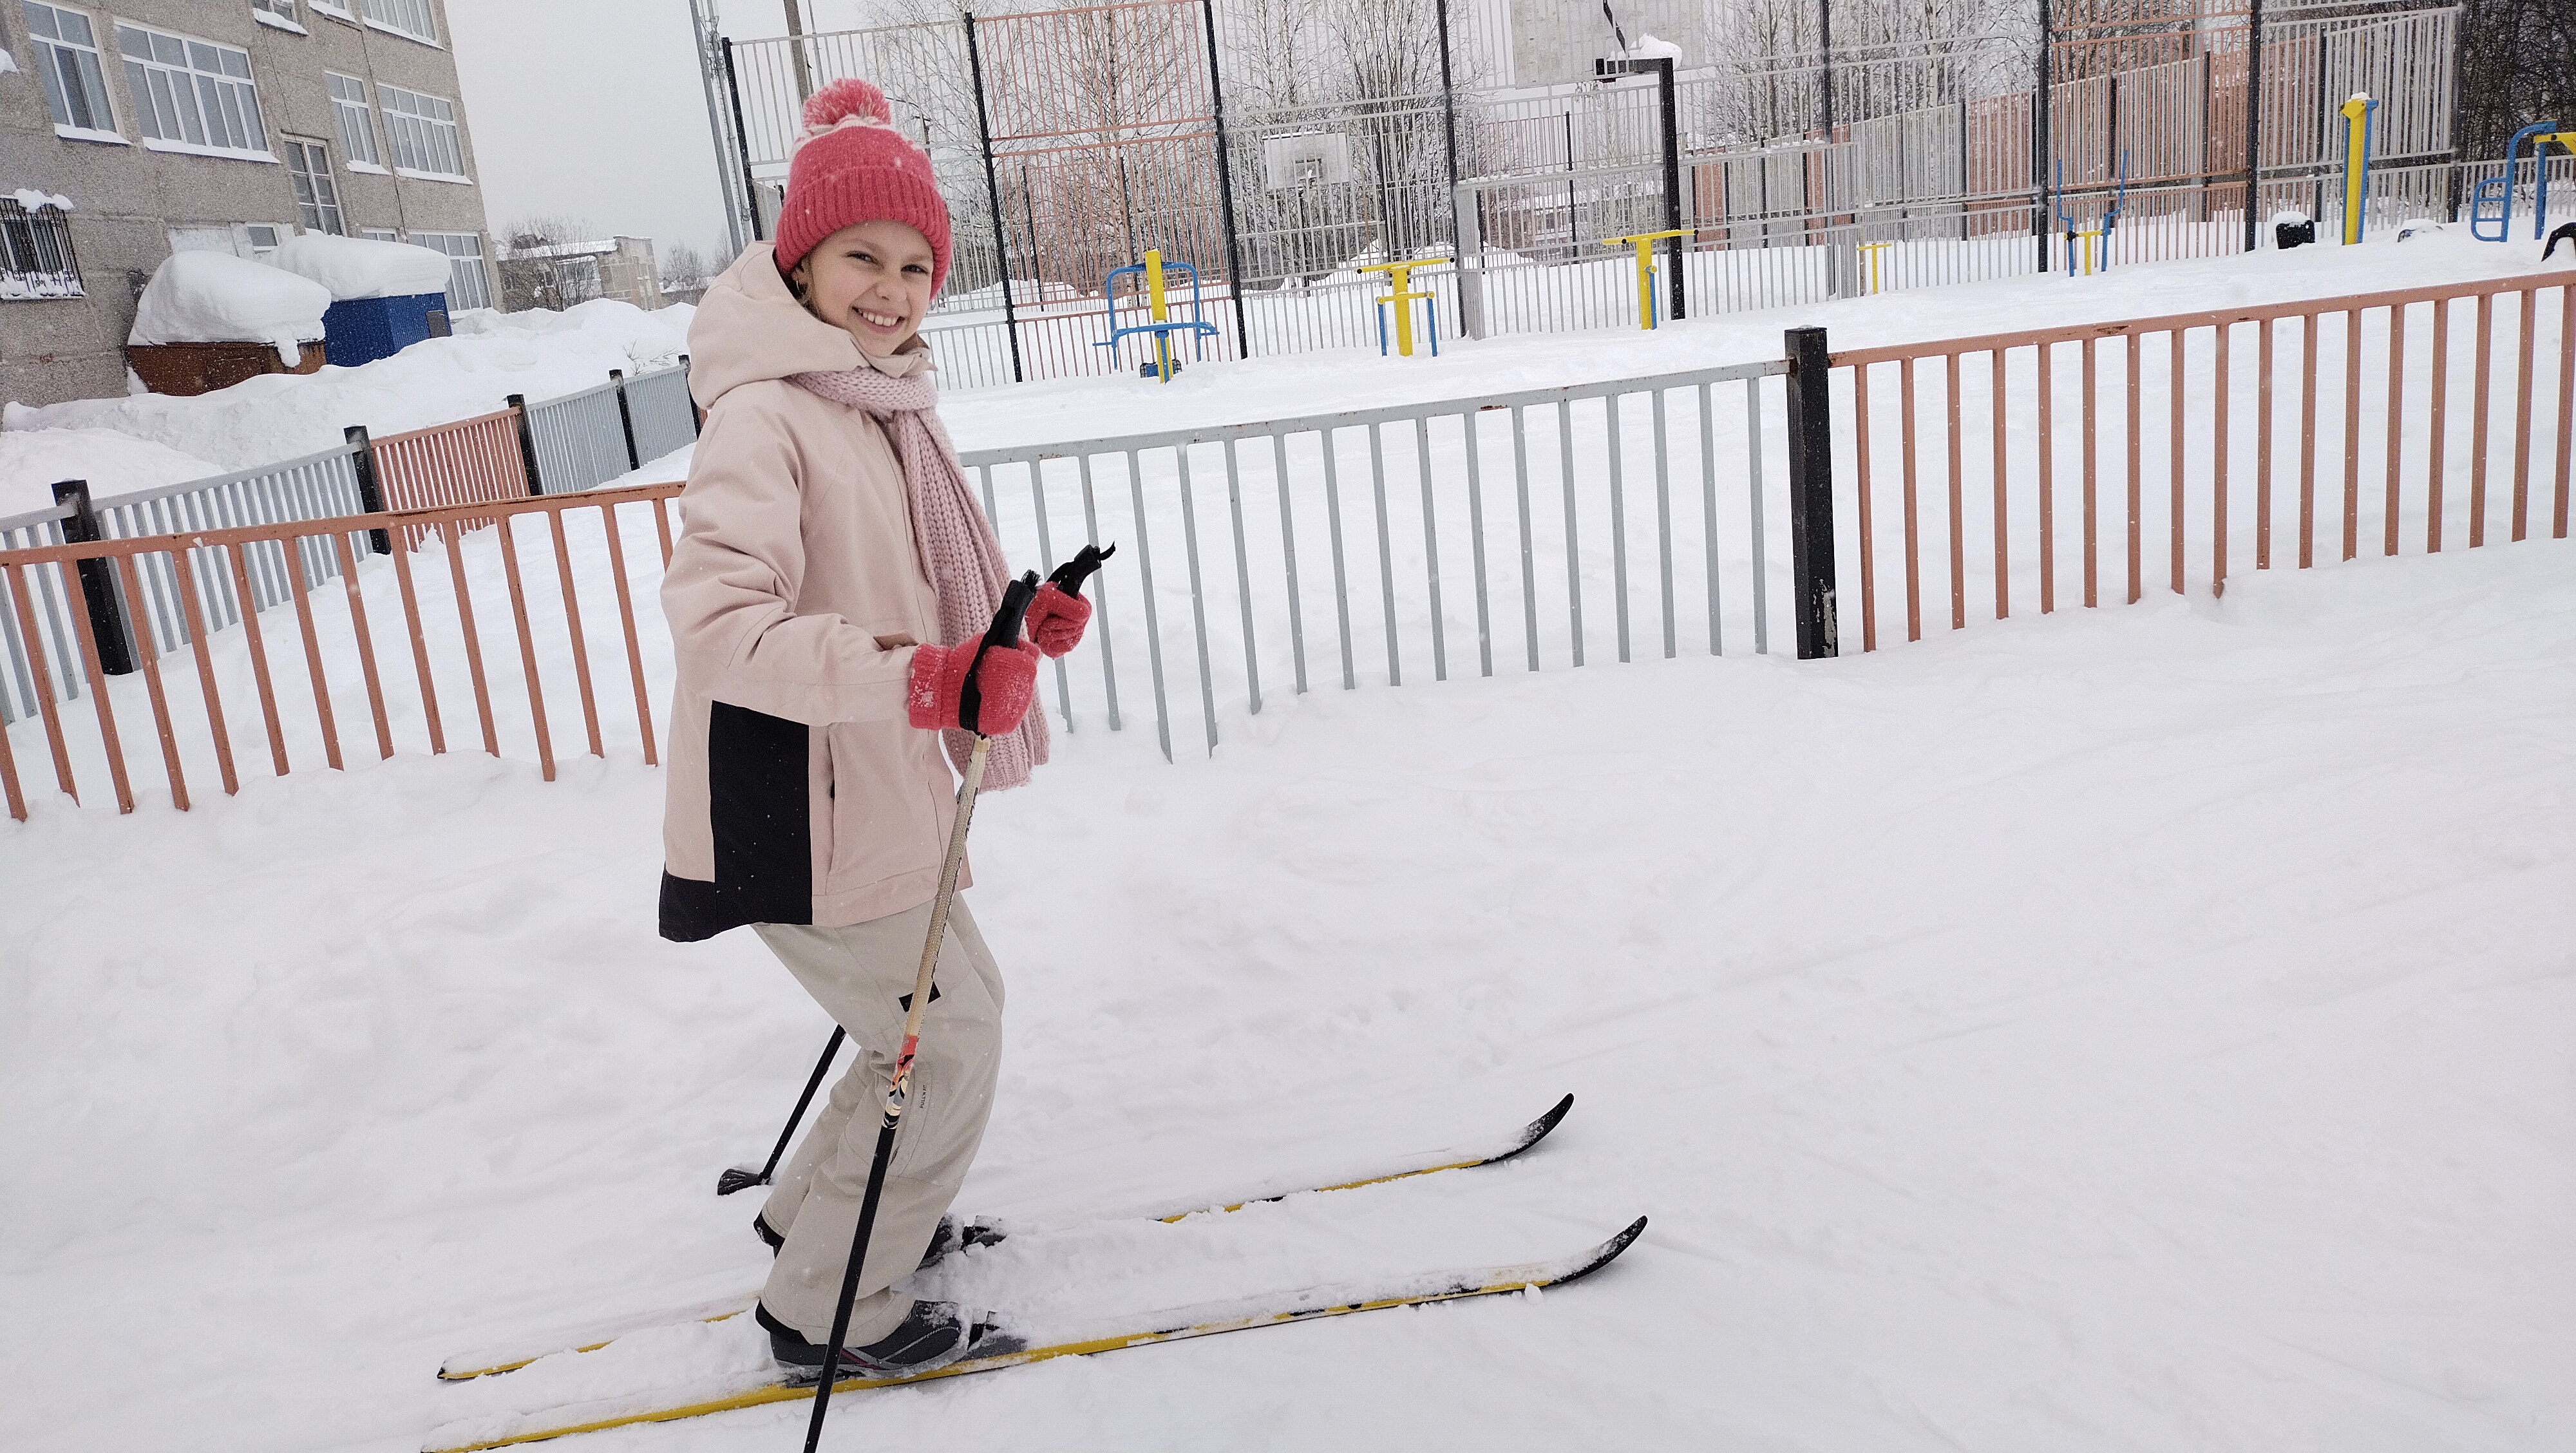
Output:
[773,78,952,293]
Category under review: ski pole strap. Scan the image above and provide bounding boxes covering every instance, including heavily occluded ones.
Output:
[884,1034,918,1125]
[956,571,1039,737]
[1046,542,1116,600]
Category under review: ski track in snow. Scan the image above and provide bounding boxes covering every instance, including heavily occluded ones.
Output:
[2,236,2573,1452]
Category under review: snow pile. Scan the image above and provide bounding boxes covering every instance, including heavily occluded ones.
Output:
[272,231,453,301]
[450,296,692,361]
[7,189,70,212]
[7,299,693,470]
[126,251,329,368]
[0,427,223,518]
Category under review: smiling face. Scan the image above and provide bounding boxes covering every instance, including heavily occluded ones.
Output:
[786,219,936,357]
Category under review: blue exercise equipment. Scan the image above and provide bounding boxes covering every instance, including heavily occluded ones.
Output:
[1092,251,1219,381]
[2470,122,2569,242]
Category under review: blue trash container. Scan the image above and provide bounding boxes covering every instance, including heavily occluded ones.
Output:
[321,292,450,367]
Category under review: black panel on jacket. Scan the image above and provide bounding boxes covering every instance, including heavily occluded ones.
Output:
[659,701,813,941]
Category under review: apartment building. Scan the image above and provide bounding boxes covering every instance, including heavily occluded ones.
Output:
[1,0,497,405]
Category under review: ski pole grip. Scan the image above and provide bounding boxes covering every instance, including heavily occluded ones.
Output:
[1046,542,1116,600]
[985,571,1040,652]
[957,571,1040,738]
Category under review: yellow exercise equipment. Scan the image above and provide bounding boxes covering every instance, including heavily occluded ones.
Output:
[1357,260,1441,357]
[1601,228,1690,330]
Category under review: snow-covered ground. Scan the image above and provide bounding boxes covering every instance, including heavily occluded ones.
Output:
[1,529,2567,1452]
[2,233,2571,1452]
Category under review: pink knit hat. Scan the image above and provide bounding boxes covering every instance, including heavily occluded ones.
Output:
[773,79,952,292]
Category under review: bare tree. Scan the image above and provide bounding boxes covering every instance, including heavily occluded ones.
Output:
[2454,0,2575,161]
[496,215,604,313]
[661,240,715,293]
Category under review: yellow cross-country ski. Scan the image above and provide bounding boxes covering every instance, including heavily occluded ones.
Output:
[435,1093,1575,1383]
[423,1214,1645,1452]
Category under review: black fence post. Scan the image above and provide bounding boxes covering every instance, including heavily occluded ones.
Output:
[506,394,546,497]
[52,479,135,676]
[721,39,764,242]
[1656,56,1683,322]
[345,425,392,556]
[1783,327,1839,660]
[611,368,641,470]
[681,352,702,436]
[963,13,1025,385]
[1199,0,1252,363]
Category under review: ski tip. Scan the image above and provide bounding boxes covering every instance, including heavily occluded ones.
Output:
[1551,1215,1649,1289]
[1485,1093,1575,1166]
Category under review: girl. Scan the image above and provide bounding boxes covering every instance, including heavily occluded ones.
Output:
[658,78,1089,1379]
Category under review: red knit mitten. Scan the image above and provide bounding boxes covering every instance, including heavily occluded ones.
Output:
[1023,583,1092,658]
[907,640,1040,736]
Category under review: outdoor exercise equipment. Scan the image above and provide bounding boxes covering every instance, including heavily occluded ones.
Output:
[1357,259,1441,357]
[1094,249,1218,382]
[1602,228,1690,328]
[2339,93,2382,244]
[2468,122,2573,242]
[1857,241,1896,296]
[2053,154,2128,276]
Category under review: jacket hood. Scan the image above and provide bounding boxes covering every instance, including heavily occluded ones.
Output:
[687,243,931,410]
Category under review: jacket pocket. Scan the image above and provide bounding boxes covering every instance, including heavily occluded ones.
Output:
[824,717,939,890]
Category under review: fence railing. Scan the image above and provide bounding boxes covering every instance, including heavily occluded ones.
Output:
[0,483,680,820]
[0,363,699,728]
[1827,271,2573,654]
[958,358,1797,761]
[11,272,2570,817]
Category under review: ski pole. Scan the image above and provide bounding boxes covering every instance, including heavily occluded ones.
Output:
[804,571,1038,1453]
[717,1025,845,1197]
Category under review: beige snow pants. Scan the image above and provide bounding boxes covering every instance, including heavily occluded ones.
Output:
[753,897,1004,1345]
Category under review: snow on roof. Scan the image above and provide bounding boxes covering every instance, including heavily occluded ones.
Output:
[518,240,619,259]
[8,189,72,213]
[272,231,455,301]
[128,251,330,367]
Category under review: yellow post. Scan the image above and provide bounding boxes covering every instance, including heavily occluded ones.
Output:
[1142,249,1174,380]
[1600,229,1690,329]
[1857,241,1893,295]
[1358,260,1430,356]
[2339,93,2378,245]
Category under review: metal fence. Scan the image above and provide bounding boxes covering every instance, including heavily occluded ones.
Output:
[525,379,639,496]
[957,357,1795,761]
[701,1,2469,386]
[0,483,680,819]
[0,365,696,728]
[1828,271,2573,654]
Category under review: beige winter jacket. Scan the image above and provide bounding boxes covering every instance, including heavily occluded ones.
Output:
[658,244,967,941]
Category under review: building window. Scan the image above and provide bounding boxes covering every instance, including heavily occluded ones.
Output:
[359,0,435,43]
[325,73,381,167]
[282,138,344,234]
[307,0,348,17]
[360,228,398,242]
[117,23,270,158]
[379,84,465,180]
[1,195,84,299]
[250,0,302,30]
[410,231,488,311]
[22,2,120,139]
[243,223,281,259]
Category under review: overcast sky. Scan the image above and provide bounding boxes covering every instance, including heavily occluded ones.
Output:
[446,1,894,261]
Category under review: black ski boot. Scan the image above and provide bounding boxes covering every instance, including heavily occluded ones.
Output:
[755,1210,1005,1269]
[757,1298,998,1382]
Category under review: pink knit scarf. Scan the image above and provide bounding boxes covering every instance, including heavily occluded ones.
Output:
[790,361,1047,790]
